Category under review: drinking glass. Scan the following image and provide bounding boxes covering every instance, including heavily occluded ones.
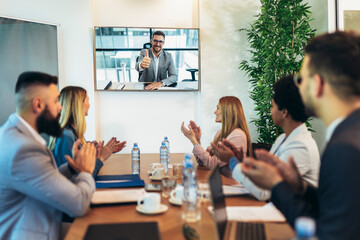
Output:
[161,177,176,198]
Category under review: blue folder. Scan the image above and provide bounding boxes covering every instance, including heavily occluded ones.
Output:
[95,174,145,189]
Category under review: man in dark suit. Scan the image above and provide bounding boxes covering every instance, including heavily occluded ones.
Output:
[135,30,177,90]
[212,31,360,239]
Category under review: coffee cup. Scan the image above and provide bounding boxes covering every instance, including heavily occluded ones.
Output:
[151,163,163,170]
[170,185,184,203]
[137,192,161,212]
[152,168,165,178]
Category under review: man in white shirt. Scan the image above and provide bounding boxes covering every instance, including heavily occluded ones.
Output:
[0,72,96,240]
[135,31,177,90]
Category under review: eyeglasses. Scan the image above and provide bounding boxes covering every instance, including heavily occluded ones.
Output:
[153,39,164,44]
[293,74,302,88]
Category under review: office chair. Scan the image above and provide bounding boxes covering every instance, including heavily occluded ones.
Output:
[182,68,198,82]
[251,142,272,158]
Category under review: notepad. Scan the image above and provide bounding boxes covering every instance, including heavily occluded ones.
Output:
[222,184,250,196]
[91,188,145,205]
[226,203,286,222]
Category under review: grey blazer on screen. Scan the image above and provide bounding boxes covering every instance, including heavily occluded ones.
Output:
[135,49,178,86]
[0,113,95,240]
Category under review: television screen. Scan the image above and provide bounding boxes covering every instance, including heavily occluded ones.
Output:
[93,27,200,91]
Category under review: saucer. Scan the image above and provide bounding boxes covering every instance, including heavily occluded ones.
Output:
[149,175,164,181]
[136,204,168,214]
[169,197,182,206]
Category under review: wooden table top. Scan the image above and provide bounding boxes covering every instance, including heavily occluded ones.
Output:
[65,153,294,240]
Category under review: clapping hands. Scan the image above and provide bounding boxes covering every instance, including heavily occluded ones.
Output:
[241,149,305,193]
[95,137,127,162]
[211,139,244,163]
[65,140,96,174]
[181,121,200,146]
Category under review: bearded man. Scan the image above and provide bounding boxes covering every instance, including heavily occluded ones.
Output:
[0,72,96,240]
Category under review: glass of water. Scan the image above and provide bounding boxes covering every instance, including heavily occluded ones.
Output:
[161,176,176,198]
[197,180,210,202]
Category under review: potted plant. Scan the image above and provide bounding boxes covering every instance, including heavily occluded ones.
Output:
[240,0,316,144]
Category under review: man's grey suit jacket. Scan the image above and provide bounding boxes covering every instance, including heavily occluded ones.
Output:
[0,113,95,240]
[135,49,178,86]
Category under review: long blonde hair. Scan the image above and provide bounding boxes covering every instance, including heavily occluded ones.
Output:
[48,86,87,150]
[214,96,253,157]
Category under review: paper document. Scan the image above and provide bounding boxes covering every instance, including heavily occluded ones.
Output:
[226,203,286,222]
[222,184,250,196]
[91,189,145,205]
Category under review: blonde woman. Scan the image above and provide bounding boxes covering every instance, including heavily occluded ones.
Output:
[49,86,126,176]
[181,96,252,178]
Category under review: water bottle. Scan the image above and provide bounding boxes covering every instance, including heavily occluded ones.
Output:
[293,217,318,240]
[163,136,170,163]
[131,143,140,174]
[160,142,168,173]
[182,154,200,222]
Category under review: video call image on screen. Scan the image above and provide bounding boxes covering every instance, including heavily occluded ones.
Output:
[93,27,200,91]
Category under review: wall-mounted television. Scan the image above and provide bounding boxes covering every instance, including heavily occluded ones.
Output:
[93,27,200,91]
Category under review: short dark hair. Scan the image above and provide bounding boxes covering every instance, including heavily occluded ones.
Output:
[153,31,165,39]
[273,75,308,122]
[305,31,360,100]
[15,71,58,93]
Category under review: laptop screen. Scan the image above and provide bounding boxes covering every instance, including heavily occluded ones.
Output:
[208,166,228,240]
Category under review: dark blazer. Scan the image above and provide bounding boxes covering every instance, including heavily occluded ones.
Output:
[271,108,360,240]
[135,49,177,86]
[53,125,103,177]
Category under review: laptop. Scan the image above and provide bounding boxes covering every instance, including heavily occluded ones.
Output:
[208,166,266,240]
[83,222,161,240]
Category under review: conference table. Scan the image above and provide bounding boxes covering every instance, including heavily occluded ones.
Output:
[65,153,295,240]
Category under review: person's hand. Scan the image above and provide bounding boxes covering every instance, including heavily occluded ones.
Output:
[71,139,81,162]
[97,139,113,162]
[255,149,305,194]
[65,141,96,174]
[189,120,201,144]
[241,156,284,190]
[211,141,238,163]
[222,139,245,162]
[206,146,214,156]
[140,49,151,69]
[181,122,199,146]
[145,82,163,90]
[111,138,126,153]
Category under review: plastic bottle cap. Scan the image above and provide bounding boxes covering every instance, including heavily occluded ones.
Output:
[134,143,138,147]
[295,217,316,237]
[164,137,168,140]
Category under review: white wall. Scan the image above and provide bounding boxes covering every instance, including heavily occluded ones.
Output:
[92,0,201,154]
[0,0,97,141]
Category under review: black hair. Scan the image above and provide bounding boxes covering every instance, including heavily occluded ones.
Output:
[305,31,360,99]
[153,30,165,39]
[15,71,58,93]
[273,75,308,122]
